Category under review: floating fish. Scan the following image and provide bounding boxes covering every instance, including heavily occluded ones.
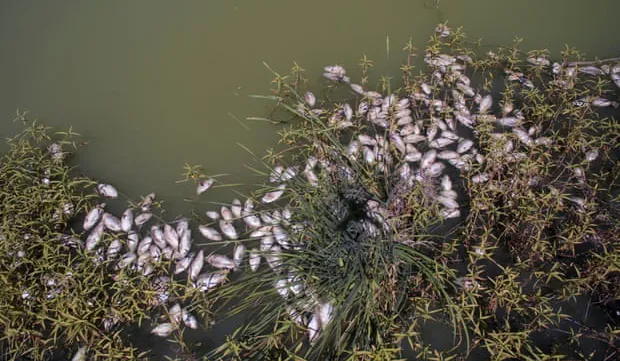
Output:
[163,224,179,250]
[197,178,215,195]
[182,308,198,329]
[97,183,118,198]
[103,213,122,232]
[262,184,286,204]
[220,206,233,221]
[134,212,152,227]
[189,250,204,280]
[169,303,182,325]
[206,211,220,220]
[195,272,227,291]
[85,222,105,251]
[127,231,139,252]
[83,203,105,231]
[233,244,246,268]
[307,314,320,342]
[151,323,173,337]
[198,226,222,241]
[151,226,167,249]
[420,150,437,169]
[248,250,261,271]
[206,254,236,270]
[275,279,289,298]
[429,137,455,149]
[304,91,316,107]
[456,139,474,154]
[174,253,194,275]
[435,196,459,209]
[71,346,87,361]
[120,209,133,232]
[318,303,333,328]
[117,252,136,269]
[219,220,238,240]
[106,239,122,259]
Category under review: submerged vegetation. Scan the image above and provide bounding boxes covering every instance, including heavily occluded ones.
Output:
[1,25,618,360]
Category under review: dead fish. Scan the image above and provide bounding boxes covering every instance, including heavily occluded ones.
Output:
[71,346,87,361]
[177,232,191,259]
[592,97,619,107]
[363,146,376,164]
[182,308,198,329]
[206,211,220,220]
[304,91,316,107]
[275,279,289,298]
[512,128,533,146]
[429,137,455,149]
[262,184,286,204]
[243,213,262,228]
[197,178,215,195]
[84,203,105,231]
[169,303,182,325]
[151,226,167,249]
[343,103,353,121]
[127,231,139,252]
[219,220,238,239]
[102,213,122,232]
[120,209,133,232]
[304,169,319,186]
[206,254,236,270]
[232,244,246,268]
[97,183,118,198]
[404,150,422,163]
[318,303,333,328]
[151,323,174,337]
[441,175,453,191]
[420,150,437,169]
[479,95,493,113]
[106,239,122,259]
[437,150,460,160]
[134,212,153,227]
[198,226,222,241]
[527,56,550,67]
[139,193,156,212]
[195,272,227,291]
[389,133,406,154]
[189,250,204,280]
[456,139,474,154]
[137,236,152,257]
[472,173,489,183]
[425,162,445,178]
[585,148,599,162]
[435,195,459,209]
[174,253,194,275]
[85,222,105,251]
[403,134,426,144]
[350,83,365,95]
[149,244,162,262]
[578,66,605,76]
[307,314,320,342]
[117,252,136,269]
[163,224,179,250]
[440,208,461,219]
[229,199,243,219]
[496,117,520,127]
[248,250,261,271]
[220,206,233,221]
[358,134,377,146]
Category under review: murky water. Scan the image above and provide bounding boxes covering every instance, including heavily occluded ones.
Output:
[1,0,619,357]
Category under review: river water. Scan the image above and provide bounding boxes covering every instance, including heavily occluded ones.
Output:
[0,0,619,358]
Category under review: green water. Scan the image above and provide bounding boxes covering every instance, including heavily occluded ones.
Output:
[1,0,618,216]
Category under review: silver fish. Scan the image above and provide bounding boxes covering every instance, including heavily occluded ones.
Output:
[151,323,174,337]
[440,208,461,219]
[249,250,261,271]
[195,272,227,291]
[206,211,220,220]
[403,134,426,144]
[233,244,246,268]
[420,150,437,169]
[71,346,87,361]
[83,203,105,231]
[262,184,286,204]
[275,279,289,298]
[182,308,198,329]
[437,150,460,160]
[472,173,489,183]
[343,103,353,121]
[231,199,243,218]
[120,209,133,232]
[512,128,532,146]
[198,226,222,241]
[163,224,179,250]
[243,213,262,228]
[197,178,214,195]
[318,303,333,328]
[435,196,459,209]
[429,137,455,149]
[174,253,194,275]
[350,83,365,95]
[206,254,236,270]
[117,252,136,269]
[425,162,445,178]
[219,220,238,240]
[456,139,474,154]
[106,239,122,259]
[220,206,233,221]
[134,212,152,227]
[169,303,182,325]
[138,236,153,256]
[151,226,167,249]
[307,314,320,342]
[103,213,122,232]
[85,222,105,251]
[127,231,139,252]
[97,183,118,198]
[496,117,520,127]
[304,91,316,107]
[479,95,492,113]
[189,250,204,280]
[404,150,422,163]
[269,166,284,183]
[139,193,156,212]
